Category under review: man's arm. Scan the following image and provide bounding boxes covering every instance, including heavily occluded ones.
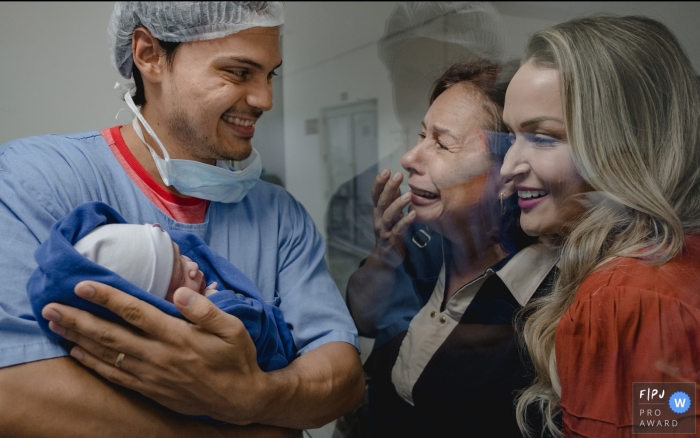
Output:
[0,357,300,437]
[44,281,365,430]
[257,342,365,428]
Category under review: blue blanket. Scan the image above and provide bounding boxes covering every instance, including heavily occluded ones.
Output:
[27,201,296,371]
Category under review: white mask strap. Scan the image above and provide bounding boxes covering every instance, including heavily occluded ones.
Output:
[123,89,171,162]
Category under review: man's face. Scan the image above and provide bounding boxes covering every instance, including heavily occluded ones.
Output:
[159,26,281,162]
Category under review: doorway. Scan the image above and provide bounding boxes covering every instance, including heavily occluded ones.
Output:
[322,99,378,296]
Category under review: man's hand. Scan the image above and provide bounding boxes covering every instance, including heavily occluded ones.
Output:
[42,281,272,425]
[42,281,364,429]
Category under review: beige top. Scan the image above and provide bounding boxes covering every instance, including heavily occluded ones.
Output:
[391,242,560,406]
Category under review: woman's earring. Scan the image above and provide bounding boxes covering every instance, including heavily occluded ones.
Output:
[500,192,506,215]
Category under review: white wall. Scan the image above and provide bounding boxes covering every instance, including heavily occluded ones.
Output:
[252,73,286,184]
[495,2,700,71]
[0,2,124,144]
[280,1,700,232]
[2,1,700,233]
[282,2,404,231]
[500,14,557,61]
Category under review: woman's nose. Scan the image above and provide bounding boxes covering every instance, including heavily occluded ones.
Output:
[401,143,424,174]
[500,139,528,180]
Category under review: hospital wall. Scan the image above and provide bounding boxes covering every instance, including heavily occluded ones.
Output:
[281,1,700,234]
[1,2,700,237]
[280,1,557,230]
[0,2,125,145]
[282,2,404,231]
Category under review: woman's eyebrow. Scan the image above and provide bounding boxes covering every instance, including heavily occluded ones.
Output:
[520,116,563,129]
[432,125,459,141]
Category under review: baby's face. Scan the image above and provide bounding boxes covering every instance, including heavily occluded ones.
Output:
[167,242,206,301]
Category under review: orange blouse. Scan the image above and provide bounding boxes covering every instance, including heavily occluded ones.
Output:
[556,235,700,437]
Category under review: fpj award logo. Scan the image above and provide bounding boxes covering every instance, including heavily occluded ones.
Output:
[633,382,696,434]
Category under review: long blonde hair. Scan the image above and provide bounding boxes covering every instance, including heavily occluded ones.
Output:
[515,16,700,437]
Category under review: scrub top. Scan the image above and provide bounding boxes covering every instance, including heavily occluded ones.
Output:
[0,130,359,368]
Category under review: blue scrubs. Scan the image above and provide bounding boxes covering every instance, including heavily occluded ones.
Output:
[0,131,359,368]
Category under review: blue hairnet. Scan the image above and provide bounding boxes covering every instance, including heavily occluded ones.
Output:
[108,1,284,78]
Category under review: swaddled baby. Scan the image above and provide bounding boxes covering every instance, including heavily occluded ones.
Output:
[73,223,219,302]
[28,201,295,372]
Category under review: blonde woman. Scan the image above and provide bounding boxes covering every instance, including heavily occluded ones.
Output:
[501,16,700,437]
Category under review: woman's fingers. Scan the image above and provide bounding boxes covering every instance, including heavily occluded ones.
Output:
[380,200,415,243]
[394,209,417,235]
[371,168,391,206]
[382,192,411,228]
[374,171,403,213]
[369,168,413,267]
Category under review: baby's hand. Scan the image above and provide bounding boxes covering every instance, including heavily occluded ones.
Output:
[204,281,218,297]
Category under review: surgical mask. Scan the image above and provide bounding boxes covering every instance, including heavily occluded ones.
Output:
[123,89,262,203]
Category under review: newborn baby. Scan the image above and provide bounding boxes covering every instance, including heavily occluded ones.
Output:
[28,201,296,372]
[73,223,219,302]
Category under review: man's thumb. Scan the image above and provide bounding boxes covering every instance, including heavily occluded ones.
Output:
[173,287,245,342]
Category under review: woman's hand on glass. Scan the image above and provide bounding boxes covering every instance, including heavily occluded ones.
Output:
[369,169,416,268]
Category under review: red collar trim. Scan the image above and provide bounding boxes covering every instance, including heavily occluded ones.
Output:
[108,126,203,206]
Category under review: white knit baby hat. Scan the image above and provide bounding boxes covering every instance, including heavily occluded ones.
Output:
[73,223,175,299]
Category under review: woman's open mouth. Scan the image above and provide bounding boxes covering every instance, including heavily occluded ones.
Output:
[518,189,548,210]
[410,187,439,205]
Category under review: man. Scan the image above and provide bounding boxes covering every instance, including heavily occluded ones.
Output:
[0,2,363,436]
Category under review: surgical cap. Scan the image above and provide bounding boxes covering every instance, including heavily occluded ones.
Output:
[108,1,285,78]
[378,2,505,73]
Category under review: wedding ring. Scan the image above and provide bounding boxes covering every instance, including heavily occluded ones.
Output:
[115,352,125,368]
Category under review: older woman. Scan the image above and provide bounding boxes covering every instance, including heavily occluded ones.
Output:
[346,58,555,436]
[501,16,700,437]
